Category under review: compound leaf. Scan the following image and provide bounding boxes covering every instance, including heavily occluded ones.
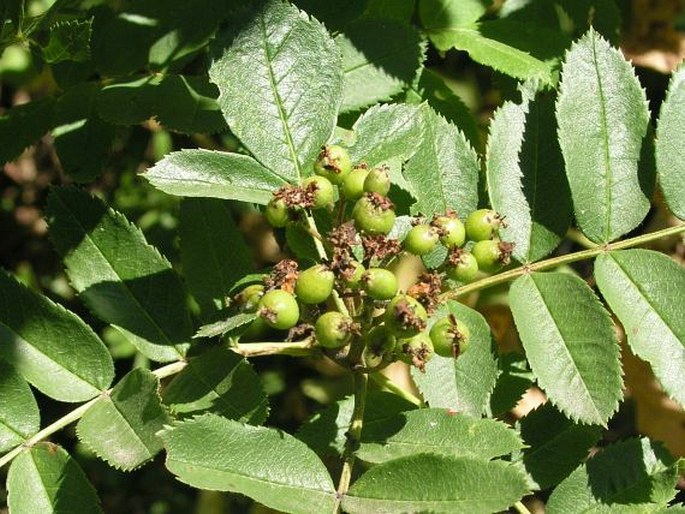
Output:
[595,250,685,408]
[77,368,171,471]
[46,187,192,362]
[209,0,342,182]
[144,149,285,205]
[161,414,336,514]
[0,269,114,402]
[556,28,651,243]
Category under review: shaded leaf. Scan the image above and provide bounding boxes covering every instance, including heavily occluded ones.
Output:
[96,76,159,125]
[0,269,114,402]
[292,0,368,32]
[209,0,342,182]
[595,250,685,408]
[46,187,192,362]
[556,28,651,243]
[42,19,92,63]
[0,97,56,165]
[144,149,285,205]
[77,369,171,471]
[155,75,228,134]
[509,272,623,425]
[161,414,336,514]
[419,0,489,30]
[0,361,40,453]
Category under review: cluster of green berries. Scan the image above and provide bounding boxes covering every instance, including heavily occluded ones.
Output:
[237,145,514,371]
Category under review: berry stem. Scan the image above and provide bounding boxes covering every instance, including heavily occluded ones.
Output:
[441,223,685,301]
[514,501,533,514]
[0,360,188,470]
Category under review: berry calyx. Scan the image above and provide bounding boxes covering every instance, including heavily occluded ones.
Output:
[364,165,391,196]
[258,289,300,330]
[384,295,428,338]
[362,268,398,300]
[471,240,514,273]
[265,198,289,228]
[432,211,466,248]
[315,311,354,349]
[430,315,471,358]
[313,145,352,184]
[397,331,434,371]
[403,224,439,256]
[465,209,505,241]
[295,264,335,304]
[445,248,479,283]
[302,176,335,210]
[352,192,396,235]
[341,165,369,201]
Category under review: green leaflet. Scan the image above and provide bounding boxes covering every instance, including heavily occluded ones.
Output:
[194,312,257,339]
[42,19,92,63]
[486,88,571,263]
[348,103,424,166]
[655,64,685,220]
[509,272,623,425]
[77,369,171,471]
[162,347,269,425]
[0,269,114,402]
[520,403,603,489]
[0,361,40,453]
[595,250,685,408]
[419,0,489,31]
[96,76,159,125]
[209,0,343,182]
[556,28,651,244]
[343,454,529,513]
[7,443,103,514]
[180,198,254,317]
[403,105,480,217]
[547,438,679,513]
[0,97,56,165]
[336,19,425,113]
[161,414,336,514]
[357,408,523,464]
[412,301,498,416]
[144,149,285,205]
[46,187,192,362]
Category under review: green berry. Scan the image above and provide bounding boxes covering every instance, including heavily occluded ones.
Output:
[384,295,428,338]
[397,331,434,370]
[403,224,439,256]
[352,193,396,235]
[430,316,471,358]
[315,311,353,349]
[365,324,396,356]
[295,265,335,304]
[241,315,270,342]
[258,289,300,330]
[433,214,466,248]
[265,198,289,228]
[446,250,479,283]
[465,209,504,241]
[471,240,514,273]
[313,145,352,185]
[236,284,265,313]
[341,166,369,201]
[302,176,335,209]
[362,268,398,300]
[342,260,366,289]
[364,166,391,196]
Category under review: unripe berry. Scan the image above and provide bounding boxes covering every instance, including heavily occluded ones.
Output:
[445,249,479,283]
[363,325,395,368]
[471,240,514,273]
[352,193,396,235]
[302,176,335,209]
[236,284,265,313]
[364,166,391,196]
[397,331,434,370]
[430,316,471,358]
[315,311,353,349]
[403,224,439,256]
[342,260,366,289]
[265,198,289,228]
[295,265,335,304]
[384,295,428,338]
[465,209,505,241]
[432,213,466,248]
[258,289,300,330]
[341,166,369,201]
[362,268,398,300]
[313,145,352,184]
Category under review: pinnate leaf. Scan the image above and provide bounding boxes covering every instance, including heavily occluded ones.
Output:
[209,0,342,182]
[144,149,285,205]
[343,454,529,513]
[0,361,40,453]
[487,88,570,263]
[77,368,171,471]
[412,301,498,416]
[162,347,268,425]
[0,269,114,402]
[509,272,623,425]
[556,28,651,243]
[161,414,336,514]
[7,443,102,514]
[46,187,192,362]
[655,64,685,220]
[595,250,685,408]
[547,438,679,513]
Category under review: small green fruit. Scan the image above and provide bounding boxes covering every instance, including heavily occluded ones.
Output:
[295,265,335,304]
[313,145,352,184]
[302,176,335,209]
[430,316,471,358]
[364,166,391,196]
[362,268,398,300]
[341,166,369,201]
[432,214,466,248]
[342,260,366,289]
[265,198,289,228]
[446,250,479,283]
[315,311,353,349]
[384,295,428,338]
[258,289,300,330]
[403,224,439,256]
[236,284,265,313]
[472,240,514,273]
[465,209,504,241]
[352,193,396,235]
